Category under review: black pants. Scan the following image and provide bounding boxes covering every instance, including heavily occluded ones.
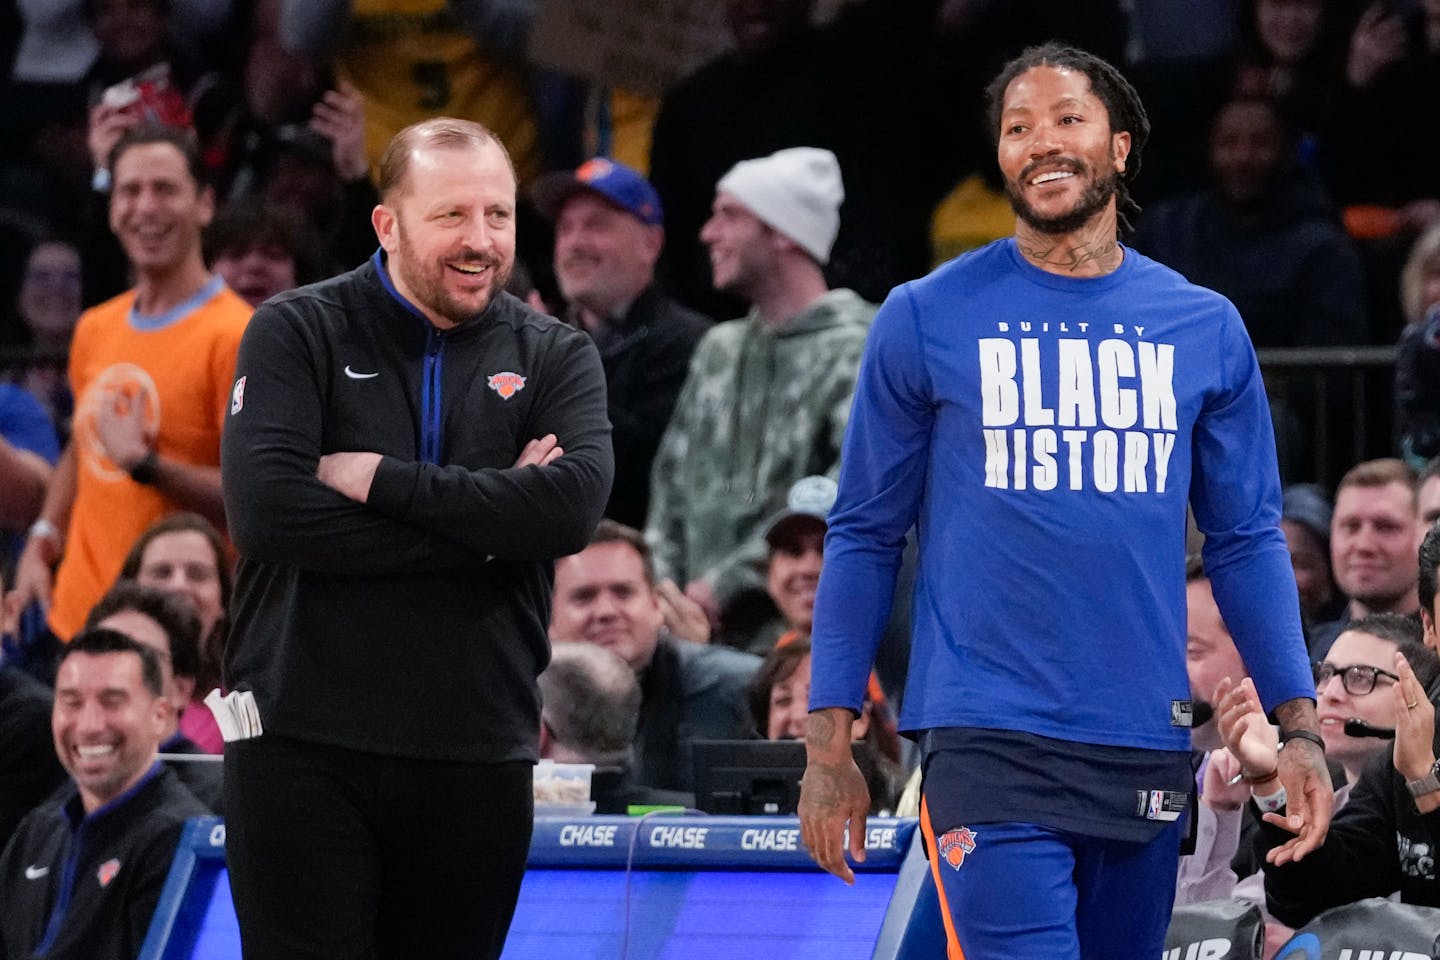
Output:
[224,736,533,960]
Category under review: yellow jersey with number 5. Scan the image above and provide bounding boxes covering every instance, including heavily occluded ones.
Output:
[341,0,539,184]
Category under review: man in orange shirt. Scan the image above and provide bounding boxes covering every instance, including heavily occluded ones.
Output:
[5,125,251,673]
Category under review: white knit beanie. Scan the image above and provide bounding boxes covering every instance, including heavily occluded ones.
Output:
[715,147,844,265]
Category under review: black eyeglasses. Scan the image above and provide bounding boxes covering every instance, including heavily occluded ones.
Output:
[1312,661,1400,696]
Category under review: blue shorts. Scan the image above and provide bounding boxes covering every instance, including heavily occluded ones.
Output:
[919,796,1184,960]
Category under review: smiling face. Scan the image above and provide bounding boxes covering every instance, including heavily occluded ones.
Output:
[136,530,225,641]
[372,140,516,329]
[767,652,812,740]
[763,651,870,742]
[19,241,82,343]
[52,651,168,812]
[766,526,825,632]
[554,192,661,317]
[700,192,779,298]
[1332,481,1421,614]
[549,541,664,672]
[996,64,1130,237]
[109,142,213,280]
[1315,628,1399,773]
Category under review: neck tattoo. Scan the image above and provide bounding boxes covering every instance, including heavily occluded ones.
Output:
[1017,237,1123,274]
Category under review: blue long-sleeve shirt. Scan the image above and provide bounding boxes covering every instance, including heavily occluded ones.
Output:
[809,239,1314,753]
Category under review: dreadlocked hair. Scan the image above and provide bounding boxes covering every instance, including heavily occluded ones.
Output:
[985,43,1151,235]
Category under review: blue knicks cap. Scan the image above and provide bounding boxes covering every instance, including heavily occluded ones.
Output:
[532,157,664,227]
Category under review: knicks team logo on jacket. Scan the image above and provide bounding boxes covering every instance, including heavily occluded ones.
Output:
[96,858,121,887]
[75,363,161,482]
[938,826,977,870]
[978,323,1178,494]
[487,372,526,399]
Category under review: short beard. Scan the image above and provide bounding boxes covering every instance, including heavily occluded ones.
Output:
[398,252,511,327]
[1006,162,1121,236]
[416,261,510,326]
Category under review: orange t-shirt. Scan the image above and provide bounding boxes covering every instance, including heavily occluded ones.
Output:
[50,279,251,639]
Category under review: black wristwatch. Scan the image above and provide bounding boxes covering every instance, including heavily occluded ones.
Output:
[1406,758,1440,799]
[1278,729,1325,752]
[128,450,159,485]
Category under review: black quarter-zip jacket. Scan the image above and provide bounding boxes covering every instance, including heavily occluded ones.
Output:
[221,254,613,762]
[0,766,208,960]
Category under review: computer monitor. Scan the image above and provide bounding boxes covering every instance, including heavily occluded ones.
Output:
[691,739,876,815]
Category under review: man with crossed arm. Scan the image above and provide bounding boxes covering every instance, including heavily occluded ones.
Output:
[220,118,612,960]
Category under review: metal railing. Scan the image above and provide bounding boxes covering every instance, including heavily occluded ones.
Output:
[0,344,1402,490]
[1257,345,1398,489]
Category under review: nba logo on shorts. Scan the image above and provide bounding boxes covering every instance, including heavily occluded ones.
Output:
[231,376,246,415]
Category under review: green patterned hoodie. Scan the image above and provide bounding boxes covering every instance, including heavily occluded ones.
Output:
[644,288,876,602]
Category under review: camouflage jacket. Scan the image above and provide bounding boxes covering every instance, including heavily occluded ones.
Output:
[645,288,875,600]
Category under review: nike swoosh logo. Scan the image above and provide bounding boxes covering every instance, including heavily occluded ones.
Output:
[344,366,379,380]
[25,865,49,880]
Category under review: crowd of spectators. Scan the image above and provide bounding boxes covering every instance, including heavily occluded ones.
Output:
[0,0,1436,458]
[2,0,1440,956]
[1176,462,1440,955]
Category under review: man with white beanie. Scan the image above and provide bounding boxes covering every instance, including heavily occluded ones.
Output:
[645,147,875,633]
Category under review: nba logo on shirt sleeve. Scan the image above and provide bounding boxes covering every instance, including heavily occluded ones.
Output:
[231,376,246,415]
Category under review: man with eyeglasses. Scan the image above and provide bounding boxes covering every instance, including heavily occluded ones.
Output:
[1223,600,1440,925]
[1207,614,1440,953]
[1315,615,1440,789]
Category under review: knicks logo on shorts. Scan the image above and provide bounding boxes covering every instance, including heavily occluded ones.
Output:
[487,372,526,399]
[938,827,978,870]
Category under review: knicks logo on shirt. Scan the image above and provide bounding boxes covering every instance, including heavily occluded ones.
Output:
[487,372,526,399]
[75,363,161,483]
[938,827,977,870]
[96,858,121,888]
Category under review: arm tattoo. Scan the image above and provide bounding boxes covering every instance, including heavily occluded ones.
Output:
[802,765,844,809]
[807,711,839,748]
[1273,697,1318,733]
